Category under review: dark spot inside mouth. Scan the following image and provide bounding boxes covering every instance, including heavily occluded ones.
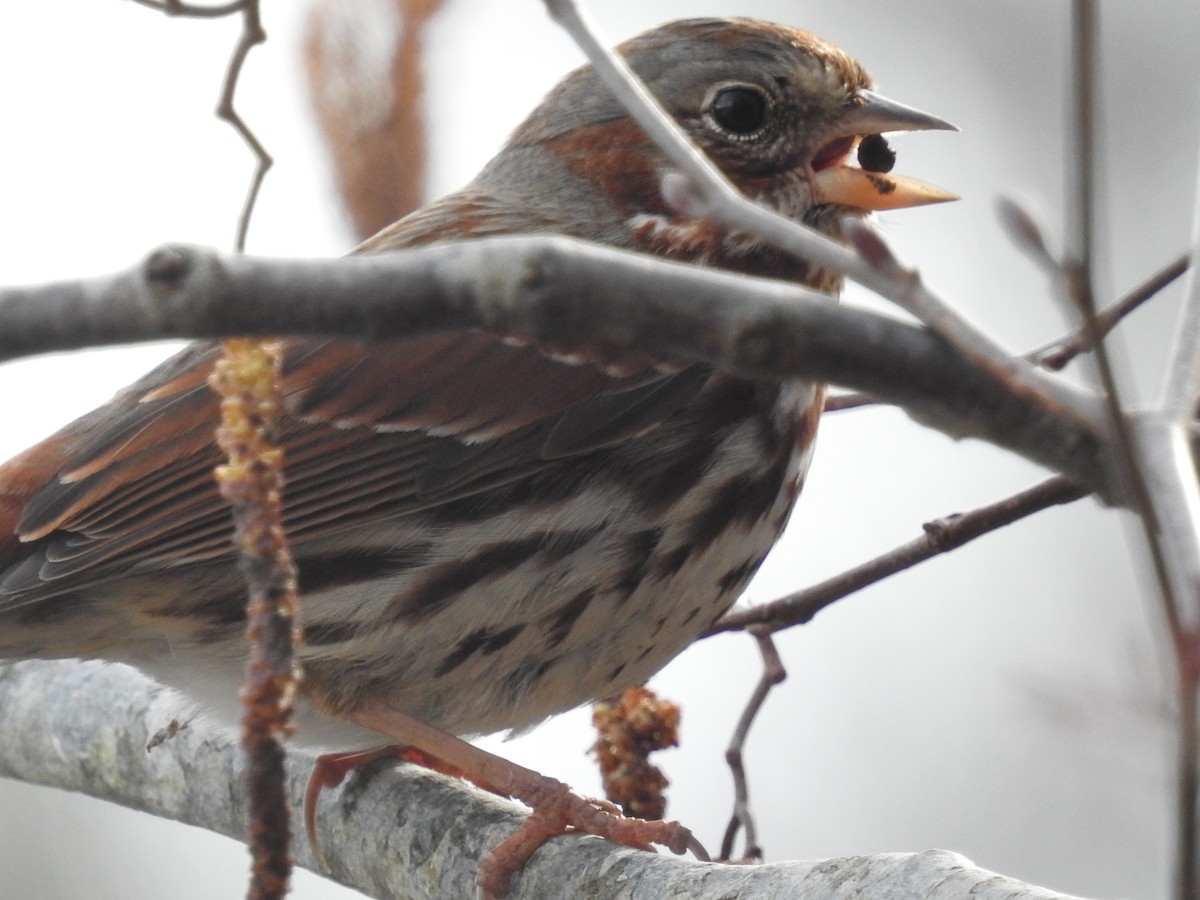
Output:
[810,135,855,171]
[857,134,897,173]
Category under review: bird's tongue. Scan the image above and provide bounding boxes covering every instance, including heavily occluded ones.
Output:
[809,135,957,211]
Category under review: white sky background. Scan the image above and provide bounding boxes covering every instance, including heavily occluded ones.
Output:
[0,1,1196,897]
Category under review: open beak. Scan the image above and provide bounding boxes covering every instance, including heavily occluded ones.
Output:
[810,89,958,211]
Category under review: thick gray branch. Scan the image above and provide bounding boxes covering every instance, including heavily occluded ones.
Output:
[0,660,1090,900]
[0,238,1112,499]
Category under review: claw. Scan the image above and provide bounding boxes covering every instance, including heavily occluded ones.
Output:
[304,746,406,872]
[343,700,708,897]
[476,779,707,898]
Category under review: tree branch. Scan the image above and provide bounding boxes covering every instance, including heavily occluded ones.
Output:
[0,239,1114,500]
[0,659,1095,900]
[708,475,1088,636]
[825,251,1189,411]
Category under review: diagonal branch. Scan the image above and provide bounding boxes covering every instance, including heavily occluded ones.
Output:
[826,251,1188,411]
[707,476,1088,636]
[1134,10,1200,895]
[1035,253,1189,371]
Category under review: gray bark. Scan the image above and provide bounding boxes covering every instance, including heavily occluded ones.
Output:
[0,659,1092,900]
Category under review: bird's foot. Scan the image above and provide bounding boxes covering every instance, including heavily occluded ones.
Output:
[302,699,709,898]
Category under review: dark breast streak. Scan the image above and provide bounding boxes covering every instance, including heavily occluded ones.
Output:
[298,372,819,736]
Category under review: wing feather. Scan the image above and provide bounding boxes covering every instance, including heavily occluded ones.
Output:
[0,188,711,609]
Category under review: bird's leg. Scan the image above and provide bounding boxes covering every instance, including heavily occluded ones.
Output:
[305,741,502,872]
[305,745,402,872]
[338,698,708,899]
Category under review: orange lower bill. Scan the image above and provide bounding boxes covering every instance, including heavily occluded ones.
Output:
[812,165,958,211]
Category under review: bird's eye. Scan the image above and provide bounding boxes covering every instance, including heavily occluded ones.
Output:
[705,84,769,139]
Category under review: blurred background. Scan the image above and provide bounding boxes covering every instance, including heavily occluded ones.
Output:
[0,1,1195,897]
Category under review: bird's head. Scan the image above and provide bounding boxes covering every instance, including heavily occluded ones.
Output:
[496,17,955,268]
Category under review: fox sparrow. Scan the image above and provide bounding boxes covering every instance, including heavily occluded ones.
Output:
[0,16,953,897]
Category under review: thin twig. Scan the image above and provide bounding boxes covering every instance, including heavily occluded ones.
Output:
[826,255,1186,414]
[1064,11,1198,892]
[718,629,786,863]
[541,0,1104,434]
[1036,254,1189,371]
[216,2,272,251]
[130,0,249,17]
[1159,179,1200,419]
[1155,80,1200,900]
[1136,14,1200,896]
[133,0,271,251]
[1062,3,1187,641]
[1061,3,1173,620]
[995,196,1061,275]
[706,476,1088,637]
[1179,671,1200,900]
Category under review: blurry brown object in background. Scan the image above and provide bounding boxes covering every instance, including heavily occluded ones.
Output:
[304,0,447,240]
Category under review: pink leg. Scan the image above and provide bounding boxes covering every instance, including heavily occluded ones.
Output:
[305,745,404,871]
[305,741,509,871]
[349,699,708,899]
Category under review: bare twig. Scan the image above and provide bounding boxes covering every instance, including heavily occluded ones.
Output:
[1060,3,1183,635]
[1062,1,1139,493]
[130,0,249,17]
[1159,172,1200,420]
[133,0,271,250]
[706,476,1088,637]
[1156,105,1200,900]
[705,462,1081,870]
[1140,24,1200,898]
[995,196,1061,274]
[216,2,271,251]
[541,0,1104,433]
[1064,9,1200,893]
[1036,254,1189,371]
[718,629,786,863]
[1133,414,1200,900]
[826,254,1186,414]
[1143,64,1200,630]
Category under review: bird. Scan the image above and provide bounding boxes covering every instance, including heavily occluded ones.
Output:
[0,16,954,897]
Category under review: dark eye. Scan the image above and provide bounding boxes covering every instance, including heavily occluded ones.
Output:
[706,85,768,138]
[857,134,896,173]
